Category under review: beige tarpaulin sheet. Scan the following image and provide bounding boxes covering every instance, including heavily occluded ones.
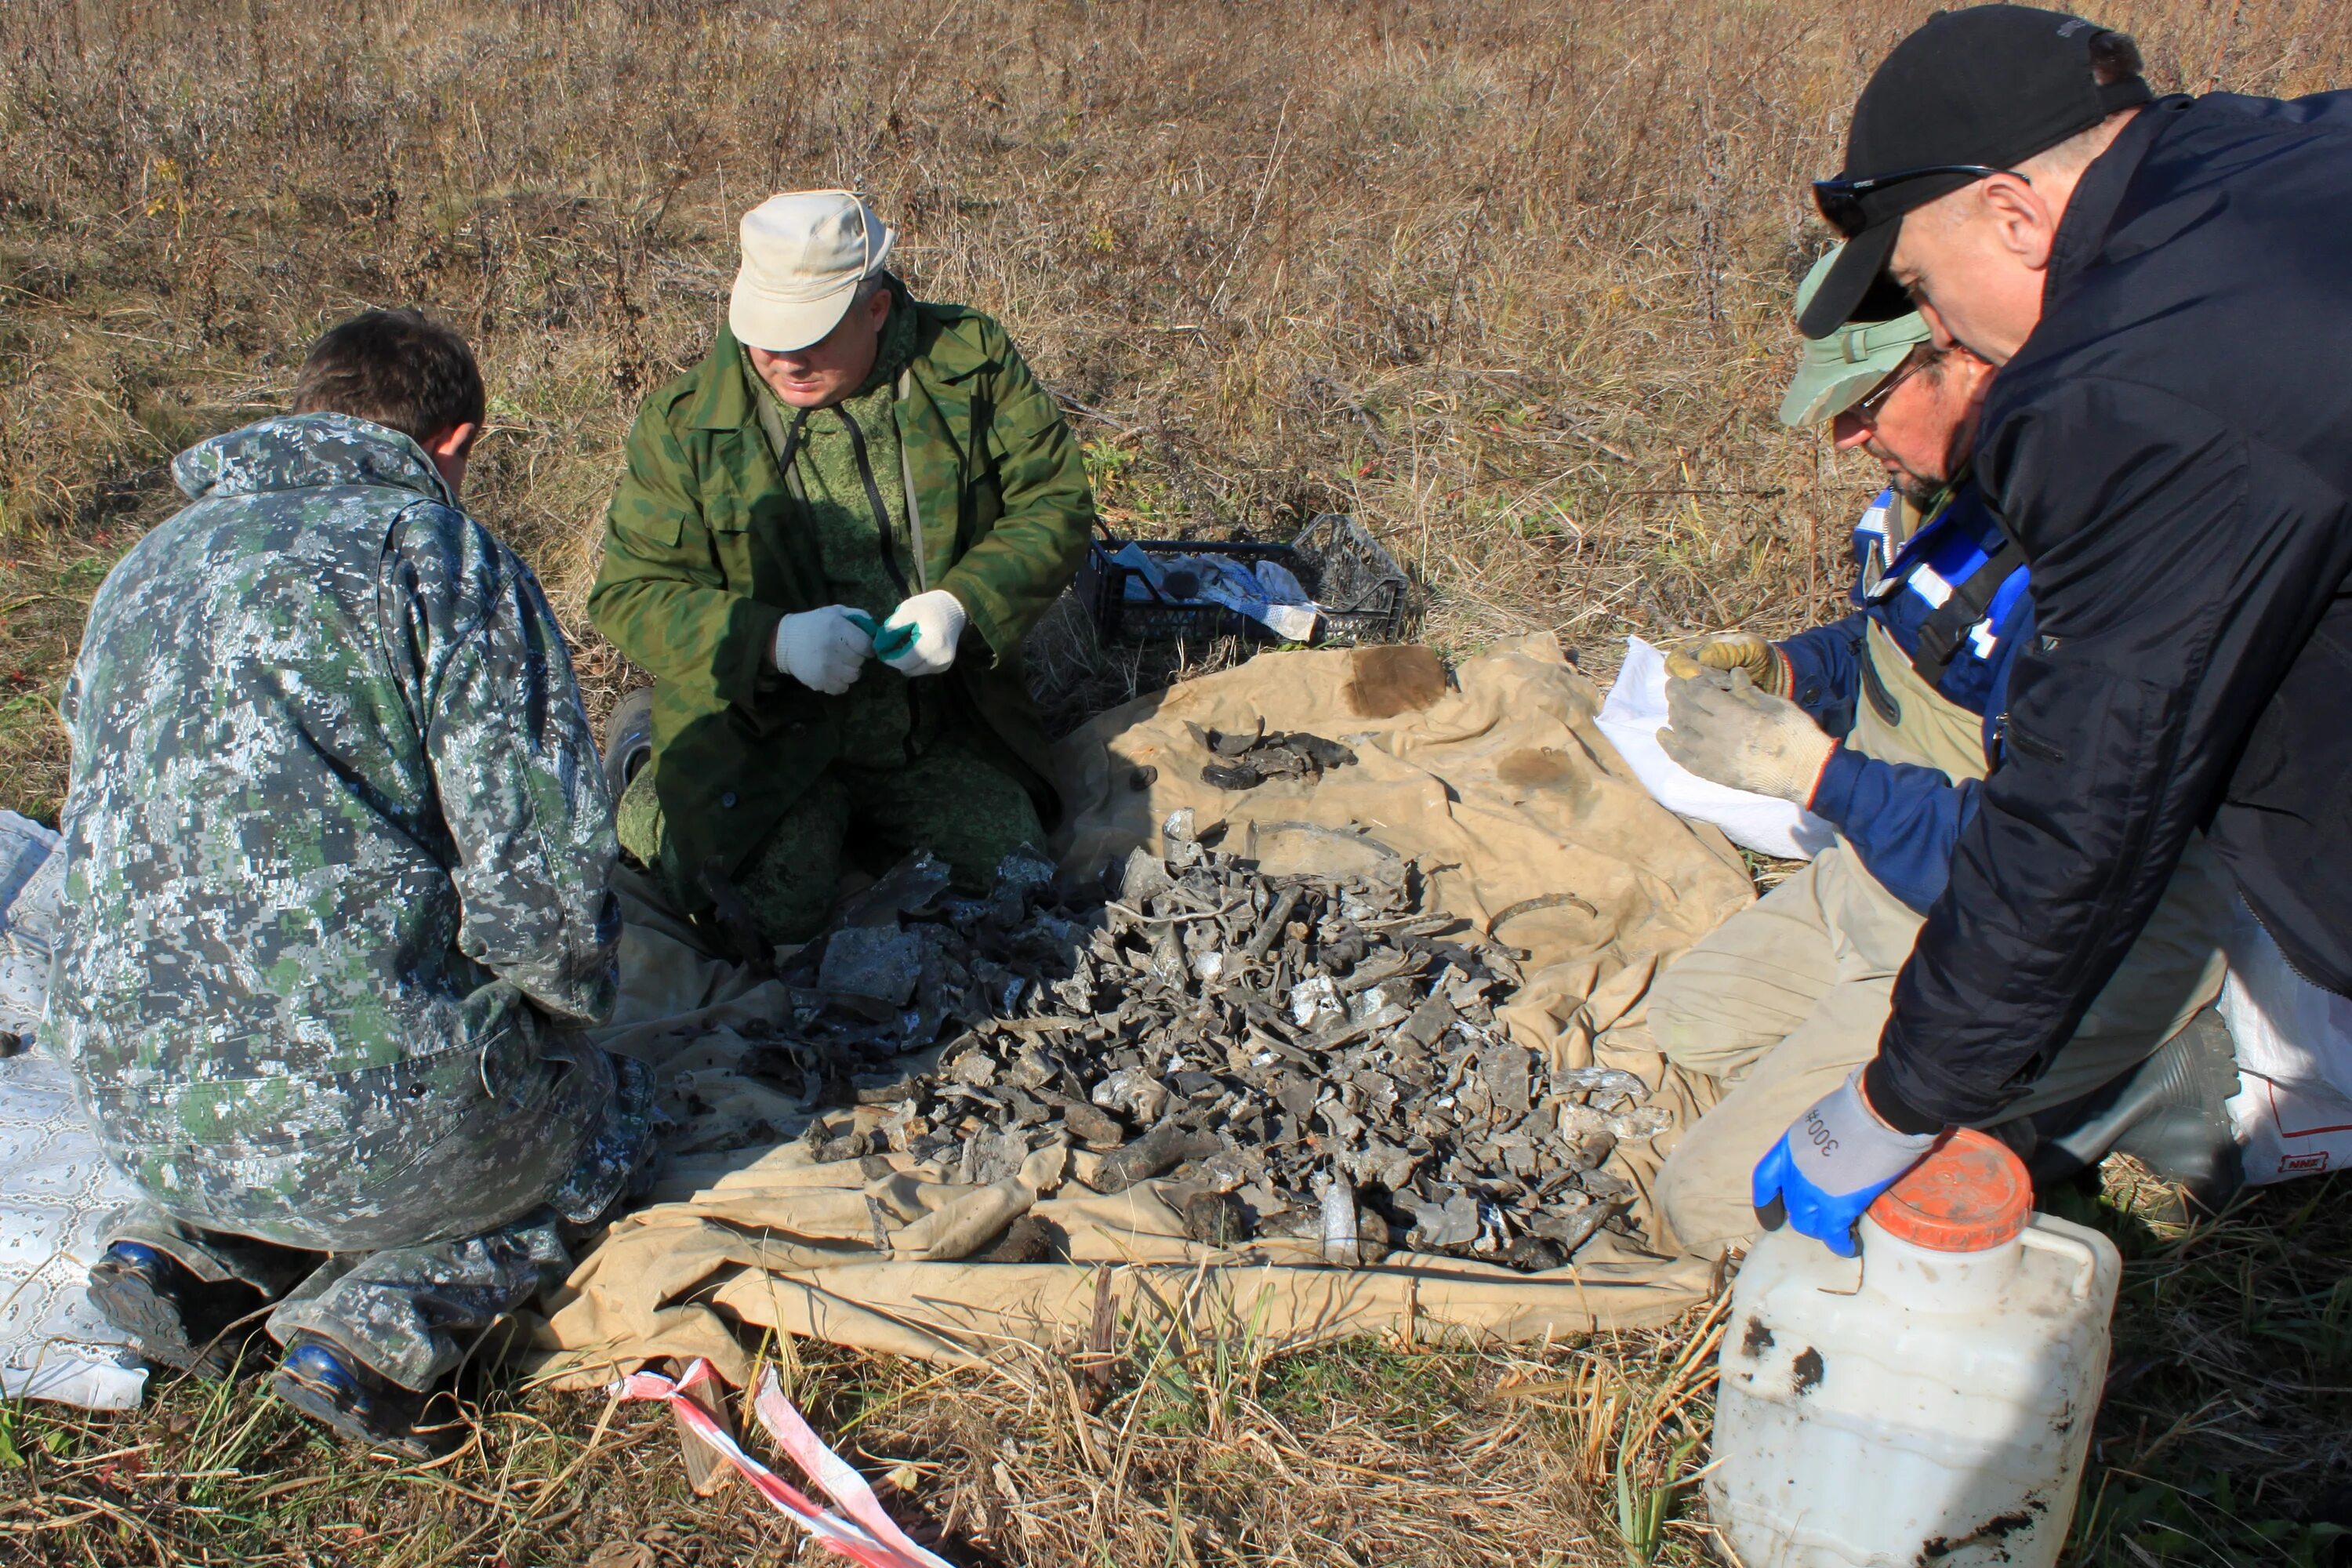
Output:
[529,636,1753,1388]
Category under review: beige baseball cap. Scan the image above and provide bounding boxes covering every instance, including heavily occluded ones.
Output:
[1778,244,1931,427]
[728,191,896,353]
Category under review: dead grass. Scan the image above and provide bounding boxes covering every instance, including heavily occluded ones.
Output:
[0,1301,1733,1566]
[5,2,2352,1563]
[4,0,2339,820]
[4,1179,2348,1567]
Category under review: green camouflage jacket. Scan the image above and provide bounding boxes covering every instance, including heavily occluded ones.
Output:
[48,414,620,1218]
[589,295,1094,906]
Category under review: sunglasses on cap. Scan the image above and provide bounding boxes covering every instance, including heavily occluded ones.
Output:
[1811,165,2023,238]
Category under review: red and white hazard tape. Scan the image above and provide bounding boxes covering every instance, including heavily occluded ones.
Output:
[613,1358,956,1568]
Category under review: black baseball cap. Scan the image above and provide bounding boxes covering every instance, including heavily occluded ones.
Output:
[1799,5,2151,339]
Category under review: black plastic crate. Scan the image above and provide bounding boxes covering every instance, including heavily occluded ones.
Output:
[1077,514,1410,647]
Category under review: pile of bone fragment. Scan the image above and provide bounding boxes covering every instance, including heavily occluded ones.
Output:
[742,811,1666,1271]
[1189,718,1359,792]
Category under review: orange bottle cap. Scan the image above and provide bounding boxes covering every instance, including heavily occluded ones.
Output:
[1867,1127,2032,1252]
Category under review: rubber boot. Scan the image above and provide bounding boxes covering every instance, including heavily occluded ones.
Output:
[270,1334,464,1460]
[85,1242,270,1379]
[2023,1007,2246,1218]
[601,685,655,803]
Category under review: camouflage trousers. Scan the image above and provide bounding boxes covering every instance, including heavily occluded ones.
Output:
[617,737,1045,946]
[106,1044,656,1391]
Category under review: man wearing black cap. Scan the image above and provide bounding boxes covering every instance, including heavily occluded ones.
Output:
[1755,3,2352,1253]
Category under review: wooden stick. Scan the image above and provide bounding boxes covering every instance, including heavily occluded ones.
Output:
[666,1356,738,1496]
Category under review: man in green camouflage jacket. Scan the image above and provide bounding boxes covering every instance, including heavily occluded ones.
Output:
[48,310,652,1457]
[590,191,1096,947]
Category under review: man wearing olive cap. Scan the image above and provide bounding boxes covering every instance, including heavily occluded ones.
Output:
[1759,4,2352,1254]
[591,191,1094,946]
[1645,249,2235,1255]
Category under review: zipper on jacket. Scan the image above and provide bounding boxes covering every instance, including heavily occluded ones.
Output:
[834,407,924,764]
[838,411,910,597]
[1999,713,2067,766]
[1859,644,1903,727]
[896,368,930,593]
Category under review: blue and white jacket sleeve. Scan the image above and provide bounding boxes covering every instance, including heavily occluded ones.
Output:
[1779,613,1868,742]
[1806,593,2034,913]
[1810,754,1983,913]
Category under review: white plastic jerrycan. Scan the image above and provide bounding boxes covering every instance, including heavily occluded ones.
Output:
[1709,1128,2122,1568]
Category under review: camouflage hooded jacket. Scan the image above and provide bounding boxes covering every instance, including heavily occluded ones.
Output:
[587,295,1095,908]
[48,413,619,1203]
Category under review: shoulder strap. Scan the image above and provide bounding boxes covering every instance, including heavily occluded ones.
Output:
[754,394,809,474]
[1910,539,2022,688]
[752,398,817,528]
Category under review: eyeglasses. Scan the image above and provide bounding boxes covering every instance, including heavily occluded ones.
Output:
[1849,347,1936,430]
[1812,165,2020,238]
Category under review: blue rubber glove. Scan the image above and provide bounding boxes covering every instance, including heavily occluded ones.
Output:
[1752,1068,1940,1258]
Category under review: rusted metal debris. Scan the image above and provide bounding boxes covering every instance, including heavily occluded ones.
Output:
[745,814,1661,1272]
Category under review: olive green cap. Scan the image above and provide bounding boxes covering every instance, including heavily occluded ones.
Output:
[1778,245,1932,428]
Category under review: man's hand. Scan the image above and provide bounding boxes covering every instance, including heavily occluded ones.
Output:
[1657,669,1837,804]
[1752,1069,1940,1258]
[879,589,967,677]
[1665,631,1786,695]
[771,606,874,695]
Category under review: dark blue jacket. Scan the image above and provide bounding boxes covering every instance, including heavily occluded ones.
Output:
[1778,483,2034,913]
[1872,92,2352,1133]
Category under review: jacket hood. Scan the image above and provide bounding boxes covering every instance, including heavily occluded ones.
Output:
[173,412,456,507]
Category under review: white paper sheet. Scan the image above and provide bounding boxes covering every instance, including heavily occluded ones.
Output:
[1595,637,1835,861]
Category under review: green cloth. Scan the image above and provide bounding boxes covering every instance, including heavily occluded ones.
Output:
[614,736,1045,945]
[589,278,1096,919]
[746,291,924,765]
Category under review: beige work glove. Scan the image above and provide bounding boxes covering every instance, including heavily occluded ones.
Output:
[1657,669,1837,806]
[1665,631,1788,696]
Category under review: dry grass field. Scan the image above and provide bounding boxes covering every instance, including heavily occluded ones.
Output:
[5,0,2352,1563]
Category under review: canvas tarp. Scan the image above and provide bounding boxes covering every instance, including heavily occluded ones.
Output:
[529,636,1752,1388]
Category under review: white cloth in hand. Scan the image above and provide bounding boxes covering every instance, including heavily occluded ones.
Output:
[771,606,874,695]
[880,589,967,677]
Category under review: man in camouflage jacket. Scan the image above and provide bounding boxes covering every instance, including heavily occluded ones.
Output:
[47,310,651,1456]
[590,191,1095,946]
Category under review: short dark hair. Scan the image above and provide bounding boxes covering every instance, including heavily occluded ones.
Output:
[2089,31,2143,89]
[291,308,485,447]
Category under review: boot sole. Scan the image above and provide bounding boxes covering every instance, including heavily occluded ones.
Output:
[85,1261,245,1379]
[270,1365,462,1461]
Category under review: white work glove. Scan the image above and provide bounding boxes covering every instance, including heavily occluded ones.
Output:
[878,589,967,677]
[1657,669,1838,805]
[771,605,874,695]
[1665,631,1788,695]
